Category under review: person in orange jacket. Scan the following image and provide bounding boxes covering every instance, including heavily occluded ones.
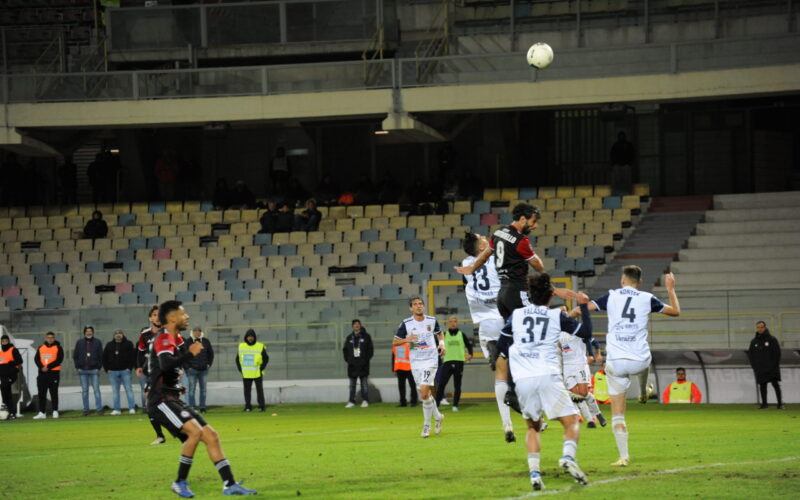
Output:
[661,367,702,404]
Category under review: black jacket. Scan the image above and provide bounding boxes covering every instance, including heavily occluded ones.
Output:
[83,218,108,239]
[184,336,214,371]
[34,341,64,372]
[747,330,781,383]
[342,330,373,378]
[102,337,137,372]
[0,343,23,376]
[73,336,104,370]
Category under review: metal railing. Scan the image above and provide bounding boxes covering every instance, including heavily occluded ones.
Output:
[3,32,799,103]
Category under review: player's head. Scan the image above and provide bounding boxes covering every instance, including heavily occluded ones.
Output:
[352,319,362,332]
[448,316,458,329]
[511,203,541,235]
[527,273,554,306]
[621,265,642,288]
[462,232,483,257]
[676,367,686,381]
[408,297,425,316]
[159,300,188,331]
[83,325,94,338]
[45,331,55,344]
[149,305,160,327]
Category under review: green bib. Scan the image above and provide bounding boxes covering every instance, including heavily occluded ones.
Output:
[443,331,466,363]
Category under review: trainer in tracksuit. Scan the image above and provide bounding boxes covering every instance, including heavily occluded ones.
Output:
[435,317,473,410]
[34,332,64,418]
[235,329,268,412]
[0,334,22,418]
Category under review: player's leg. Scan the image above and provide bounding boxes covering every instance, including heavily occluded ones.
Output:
[452,361,464,409]
[605,361,631,466]
[525,418,544,490]
[568,382,593,425]
[515,377,546,490]
[635,364,652,404]
[544,377,587,485]
[583,392,606,426]
[196,423,257,494]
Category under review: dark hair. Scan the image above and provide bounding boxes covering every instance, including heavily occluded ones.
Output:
[622,265,642,283]
[511,203,540,222]
[92,210,102,218]
[756,321,766,327]
[158,300,183,326]
[527,273,554,306]
[408,296,424,306]
[676,367,685,373]
[45,331,55,336]
[462,232,479,257]
[83,325,94,334]
[149,305,159,316]
[352,319,361,326]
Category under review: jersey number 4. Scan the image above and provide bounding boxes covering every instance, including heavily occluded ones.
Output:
[472,265,490,291]
[622,297,636,323]
[521,316,549,343]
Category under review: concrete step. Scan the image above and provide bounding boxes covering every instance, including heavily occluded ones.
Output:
[671,258,800,274]
[695,219,800,235]
[678,246,795,261]
[657,270,800,287]
[713,191,800,210]
[687,233,800,248]
[704,207,800,223]
[649,195,713,212]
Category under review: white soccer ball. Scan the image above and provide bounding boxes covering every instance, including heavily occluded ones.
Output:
[526,42,554,69]
[0,407,8,421]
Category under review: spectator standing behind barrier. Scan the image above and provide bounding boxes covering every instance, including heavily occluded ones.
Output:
[0,334,22,420]
[435,316,473,412]
[661,367,702,404]
[83,210,108,239]
[33,332,63,420]
[392,342,417,407]
[73,326,104,416]
[343,319,374,408]
[747,321,784,410]
[103,329,137,415]
[236,329,268,412]
[185,327,214,413]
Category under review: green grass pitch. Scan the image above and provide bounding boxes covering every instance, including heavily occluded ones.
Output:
[2,402,797,499]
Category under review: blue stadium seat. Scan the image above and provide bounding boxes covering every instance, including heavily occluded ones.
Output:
[556,258,576,273]
[148,202,166,213]
[254,233,271,246]
[461,214,480,227]
[357,252,376,266]
[545,246,566,259]
[421,261,441,274]
[176,291,195,303]
[199,301,220,312]
[118,213,136,226]
[291,266,311,278]
[442,238,461,250]
[473,200,491,214]
[410,273,428,284]
[44,296,64,309]
[376,252,395,264]
[85,261,104,273]
[278,244,297,256]
[380,284,402,298]
[120,293,139,305]
[147,237,165,249]
[585,246,605,263]
[243,309,263,321]
[6,296,24,310]
[231,257,250,270]
[361,229,379,242]
[403,262,421,274]
[231,290,250,302]
[218,269,237,281]
[116,249,135,261]
[314,243,333,255]
[412,250,432,262]
[471,225,490,237]
[34,274,54,286]
[200,201,214,212]
[129,237,147,250]
[499,213,513,225]
[51,262,69,274]
[405,239,423,251]
[0,276,16,287]
[225,279,244,291]
[188,280,207,292]
[384,263,403,274]
[123,260,141,272]
[40,284,60,297]
[519,187,537,199]
[261,245,279,257]
[397,228,416,241]
[31,263,48,275]
[575,257,594,275]
[602,196,621,210]
[164,270,183,282]
[133,282,152,294]
[244,279,263,290]
[343,285,363,297]
[362,285,380,297]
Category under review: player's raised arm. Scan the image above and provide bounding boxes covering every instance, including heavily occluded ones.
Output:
[659,272,681,317]
[528,253,544,272]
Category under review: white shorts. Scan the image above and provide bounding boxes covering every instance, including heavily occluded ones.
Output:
[477,317,504,343]
[605,358,651,396]
[516,374,578,422]
[563,364,591,389]
[412,362,438,388]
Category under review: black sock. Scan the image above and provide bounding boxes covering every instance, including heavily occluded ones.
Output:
[177,455,193,482]
[215,458,235,487]
[151,418,165,438]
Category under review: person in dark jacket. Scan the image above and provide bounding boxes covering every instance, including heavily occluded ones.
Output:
[0,334,23,420]
[342,319,374,408]
[33,332,64,420]
[83,210,108,239]
[103,329,137,415]
[275,202,295,233]
[235,329,268,412]
[73,325,104,416]
[258,200,280,234]
[294,198,322,232]
[185,326,214,412]
[747,321,783,409]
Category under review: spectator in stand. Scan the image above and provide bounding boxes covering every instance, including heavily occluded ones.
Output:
[270,146,290,192]
[0,334,22,420]
[33,332,63,420]
[661,367,702,404]
[212,178,231,210]
[185,326,214,413]
[236,329,268,412]
[154,149,180,201]
[59,155,77,204]
[73,326,104,416]
[294,199,322,232]
[103,329,137,415]
[343,319,374,408]
[83,210,109,239]
[315,174,339,206]
[275,203,295,233]
[748,321,783,409]
[229,180,256,209]
[258,201,280,234]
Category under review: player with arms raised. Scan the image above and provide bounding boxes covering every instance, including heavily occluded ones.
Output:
[497,274,593,491]
[393,297,445,438]
[576,266,680,466]
[148,300,256,497]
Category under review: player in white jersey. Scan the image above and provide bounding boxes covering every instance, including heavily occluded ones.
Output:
[393,297,446,438]
[461,232,517,442]
[497,274,592,491]
[579,266,680,466]
[559,327,606,428]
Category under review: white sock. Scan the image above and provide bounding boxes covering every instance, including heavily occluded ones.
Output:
[578,401,593,423]
[612,414,629,459]
[495,380,512,427]
[585,393,601,417]
[527,452,540,473]
[562,439,577,459]
[422,396,435,425]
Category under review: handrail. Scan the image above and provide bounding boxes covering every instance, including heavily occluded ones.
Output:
[361,25,385,86]
[414,0,451,83]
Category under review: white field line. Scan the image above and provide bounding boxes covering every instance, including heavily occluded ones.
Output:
[506,456,800,499]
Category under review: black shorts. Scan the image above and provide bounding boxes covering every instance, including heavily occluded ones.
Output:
[149,400,207,442]
[497,284,529,321]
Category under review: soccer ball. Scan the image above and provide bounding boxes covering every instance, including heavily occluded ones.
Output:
[526,42,554,69]
[0,406,8,421]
